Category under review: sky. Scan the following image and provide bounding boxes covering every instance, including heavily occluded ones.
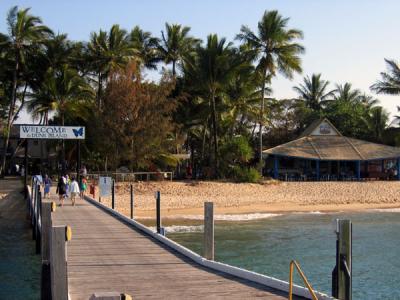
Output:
[1,0,400,123]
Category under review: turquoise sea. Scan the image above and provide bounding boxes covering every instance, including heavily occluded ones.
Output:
[167,210,400,300]
[0,205,40,300]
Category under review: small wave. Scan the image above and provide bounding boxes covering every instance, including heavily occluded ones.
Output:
[148,225,204,233]
[292,211,327,215]
[370,208,400,213]
[172,213,282,221]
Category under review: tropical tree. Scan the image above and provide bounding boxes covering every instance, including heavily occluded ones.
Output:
[332,82,362,103]
[366,106,389,142]
[86,24,136,107]
[371,59,400,95]
[237,10,305,162]
[0,6,52,176]
[293,73,334,111]
[29,64,94,171]
[158,23,199,77]
[129,26,160,70]
[184,34,241,177]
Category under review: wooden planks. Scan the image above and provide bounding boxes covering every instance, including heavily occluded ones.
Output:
[47,193,304,300]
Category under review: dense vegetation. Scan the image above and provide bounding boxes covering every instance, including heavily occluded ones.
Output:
[1,6,400,180]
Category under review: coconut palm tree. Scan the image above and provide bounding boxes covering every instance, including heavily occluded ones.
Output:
[185,34,241,177]
[333,83,362,103]
[158,23,200,77]
[29,64,94,172]
[236,10,305,162]
[371,59,400,95]
[366,106,389,142]
[129,26,160,70]
[0,6,52,176]
[293,73,334,111]
[86,24,135,107]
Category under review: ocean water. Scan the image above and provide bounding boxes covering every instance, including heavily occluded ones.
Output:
[167,211,400,300]
[0,206,41,300]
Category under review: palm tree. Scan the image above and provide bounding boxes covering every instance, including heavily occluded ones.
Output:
[30,64,94,172]
[129,26,160,70]
[86,24,135,107]
[236,10,305,163]
[0,6,52,176]
[185,34,240,177]
[158,23,200,77]
[293,73,334,111]
[371,59,400,95]
[366,106,389,142]
[333,83,362,103]
[359,93,379,110]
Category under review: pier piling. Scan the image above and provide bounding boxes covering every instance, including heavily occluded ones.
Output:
[130,184,134,219]
[204,202,214,260]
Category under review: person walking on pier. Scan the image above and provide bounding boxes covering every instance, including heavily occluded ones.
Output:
[70,177,80,206]
[43,175,52,199]
[80,176,87,199]
[56,176,67,206]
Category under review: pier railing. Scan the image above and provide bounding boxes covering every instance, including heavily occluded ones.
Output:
[27,178,71,300]
[84,171,173,182]
[289,260,318,300]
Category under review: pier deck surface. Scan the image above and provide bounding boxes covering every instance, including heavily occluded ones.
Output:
[47,192,305,300]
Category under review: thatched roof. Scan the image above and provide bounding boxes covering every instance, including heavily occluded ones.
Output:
[263,118,400,161]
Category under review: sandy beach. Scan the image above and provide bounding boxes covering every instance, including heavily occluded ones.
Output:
[92,180,400,219]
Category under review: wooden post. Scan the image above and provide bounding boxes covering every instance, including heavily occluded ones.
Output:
[76,140,81,183]
[273,156,279,179]
[112,179,115,210]
[356,161,361,181]
[50,225,70,300]
[332,219,352,300]
[41,202,52,300]
[130,184,134,219]
[24,139,28,199]
[397,158,400,180]
[156,191,161,234]
[35,191,42,254]
[204,202,214,260]
[32,183,37,240]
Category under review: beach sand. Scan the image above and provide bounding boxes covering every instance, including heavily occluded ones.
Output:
[93,180,400,220]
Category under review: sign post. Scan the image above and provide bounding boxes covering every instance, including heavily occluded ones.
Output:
[99,177,112,198]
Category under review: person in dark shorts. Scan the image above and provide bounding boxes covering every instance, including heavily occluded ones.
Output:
[56,176,67,206]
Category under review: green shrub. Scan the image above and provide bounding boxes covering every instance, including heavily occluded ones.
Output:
[232,166,261,183]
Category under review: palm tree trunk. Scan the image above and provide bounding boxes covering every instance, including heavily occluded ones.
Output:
[1,55,19,177]
[97,73,103,108]
[211,89,219,178]
[200,121,207,161]
[259,68,267,166]
[172,60,176,77]
[61,112,66,174]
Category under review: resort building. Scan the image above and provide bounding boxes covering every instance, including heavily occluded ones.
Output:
[263,118,400,181]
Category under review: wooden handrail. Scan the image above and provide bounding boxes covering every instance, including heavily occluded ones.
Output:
[289,260,318,300]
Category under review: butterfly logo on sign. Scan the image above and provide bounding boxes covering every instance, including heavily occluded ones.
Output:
[73,127,84,137]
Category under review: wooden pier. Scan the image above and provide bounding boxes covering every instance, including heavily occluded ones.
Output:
[50,196,302,299]
[22,178,332,300]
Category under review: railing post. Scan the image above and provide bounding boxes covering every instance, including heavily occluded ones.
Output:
[32,182,37,240]
[35,191,42,254]
[111,179,115,210]
[204,202,214,260]
[156,191,161,234]
[50,225,71,300]
[332,219,352,300]
[41,202,53,300]
[130,184,134,219]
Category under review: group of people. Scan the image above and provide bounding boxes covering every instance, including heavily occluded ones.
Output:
[55,175,87,206]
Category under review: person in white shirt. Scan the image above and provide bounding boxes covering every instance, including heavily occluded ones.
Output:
[69,177,80,206]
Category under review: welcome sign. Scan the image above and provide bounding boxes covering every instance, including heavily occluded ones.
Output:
[20,125,85,139]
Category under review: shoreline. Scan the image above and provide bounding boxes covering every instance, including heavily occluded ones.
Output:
[133,202,400,220]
